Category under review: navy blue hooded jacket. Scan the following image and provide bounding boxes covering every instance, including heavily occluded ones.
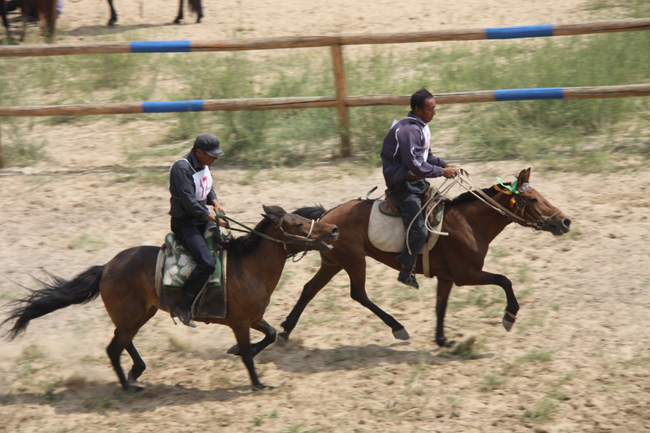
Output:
[380,112,447,190]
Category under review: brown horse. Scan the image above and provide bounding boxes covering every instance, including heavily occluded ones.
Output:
[2,205,339,391]
[280,168,571,347]
[106,0,202,26]
[1,0,57,41]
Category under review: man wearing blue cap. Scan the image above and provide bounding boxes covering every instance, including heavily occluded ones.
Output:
[168,133,226,327]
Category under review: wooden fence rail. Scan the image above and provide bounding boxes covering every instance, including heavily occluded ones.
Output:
[1,17,649,165]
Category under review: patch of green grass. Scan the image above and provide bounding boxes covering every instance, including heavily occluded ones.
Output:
[522,397,559,424]
[67,234,106,252]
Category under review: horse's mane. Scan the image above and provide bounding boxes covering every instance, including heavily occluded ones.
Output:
[221,217,273,256]
[292,205,327,220]
[445,184,505,206]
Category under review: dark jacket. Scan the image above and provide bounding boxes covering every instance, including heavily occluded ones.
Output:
[169,151,217,220]
[380,112,447,190]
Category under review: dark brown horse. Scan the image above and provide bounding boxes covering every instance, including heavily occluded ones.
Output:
[1,0,57,41]
[106,0,202,26]
[2,205,339,391]
[281,168,571,347]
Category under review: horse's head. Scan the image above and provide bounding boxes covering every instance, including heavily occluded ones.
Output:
[262,205,339,251]
[495,168,571,236]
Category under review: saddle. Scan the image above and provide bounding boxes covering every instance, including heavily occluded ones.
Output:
[369,186,446,278]
[155,226,228,319]
[379,185,436,216]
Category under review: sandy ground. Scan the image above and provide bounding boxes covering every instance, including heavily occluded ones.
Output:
[2,0,650,432]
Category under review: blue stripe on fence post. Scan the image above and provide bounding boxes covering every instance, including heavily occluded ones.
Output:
[494,88,565,101]
[142,100,205,113]
[485,24,554,39]
[130,41,193,53]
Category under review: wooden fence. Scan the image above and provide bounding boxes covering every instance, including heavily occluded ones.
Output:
[0,17,649,166]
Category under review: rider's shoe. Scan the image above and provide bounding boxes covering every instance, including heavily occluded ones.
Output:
[397,267,419,289]
[172,305,197,328]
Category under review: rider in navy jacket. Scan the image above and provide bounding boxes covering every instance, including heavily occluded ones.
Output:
[168,133,226,327]
[380,89,458,289]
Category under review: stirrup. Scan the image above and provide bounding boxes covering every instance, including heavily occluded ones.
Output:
[397,269,419,290]
[172,306,197,328]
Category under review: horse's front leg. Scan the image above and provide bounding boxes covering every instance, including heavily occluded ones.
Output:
[230,322,270,390]
[459,270,519,332]
[434,278,455,347]
[227,319,277,357]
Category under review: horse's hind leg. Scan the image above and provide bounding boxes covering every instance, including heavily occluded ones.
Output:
[107,328,142,391]
[279,260,342,341]
[347,262,410,340]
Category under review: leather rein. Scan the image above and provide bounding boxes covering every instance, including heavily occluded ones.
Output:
[446,169,561,231]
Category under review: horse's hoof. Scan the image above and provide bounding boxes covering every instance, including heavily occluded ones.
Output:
[436,337,456,348]
[502,311,517,332]
[252,384,274,391]
[392,327,410,341]
[227,344,240,355]
[125,385,145,393]
[278,331,290,341]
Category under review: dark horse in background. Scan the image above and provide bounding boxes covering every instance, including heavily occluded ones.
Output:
[106,0,203,26]
[2,205,339,391]
[281,168,571,347]
[1,0,57,40]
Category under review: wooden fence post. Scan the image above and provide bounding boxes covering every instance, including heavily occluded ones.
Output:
[330,44,351,157]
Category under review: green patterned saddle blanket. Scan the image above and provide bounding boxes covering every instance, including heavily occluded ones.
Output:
[156,226,227,319]
[162,226,222,289]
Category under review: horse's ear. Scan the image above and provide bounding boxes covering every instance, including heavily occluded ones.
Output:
[262,204,286,216]
[262,205,286,223]
[517,168,531,186]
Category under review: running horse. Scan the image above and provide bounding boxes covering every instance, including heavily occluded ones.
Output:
[1,205,339,391]
[106,0,203,26]
[281,168,571,347]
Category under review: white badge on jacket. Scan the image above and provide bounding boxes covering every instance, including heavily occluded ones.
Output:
[193,166,213,201]
[422,124,431,156]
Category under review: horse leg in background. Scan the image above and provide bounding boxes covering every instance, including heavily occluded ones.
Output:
[106,0,117,26]
[227,318,277,357]
[173,0,183,24]
[34,0,56,40]
[1,2,9,38]
[189,0,202,23]
[175,0,202,24]
[230,321,269,390]
[279,260,343,341]
[434,278,455,347]
[346,259,410,341]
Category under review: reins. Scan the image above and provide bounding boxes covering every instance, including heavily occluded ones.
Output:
[401,168,559,254]
[215,212,317,261]
[448,169,560,230]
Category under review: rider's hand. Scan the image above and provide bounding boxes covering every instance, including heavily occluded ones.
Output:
[442,166,458,179]
[213,201,226,216]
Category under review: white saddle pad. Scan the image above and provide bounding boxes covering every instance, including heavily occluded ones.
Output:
[368,200,443,254]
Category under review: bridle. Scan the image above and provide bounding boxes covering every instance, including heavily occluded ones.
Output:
[216,212,320,261]
[431,169,562,231]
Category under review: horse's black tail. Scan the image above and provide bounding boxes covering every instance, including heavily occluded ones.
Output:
[292,204,327,221]
[2,266,104,341]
